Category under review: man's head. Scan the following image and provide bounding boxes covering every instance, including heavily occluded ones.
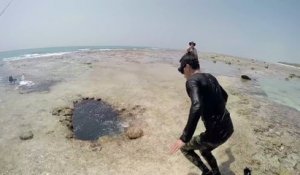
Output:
[178,53,200,79]
[189,41,196,47]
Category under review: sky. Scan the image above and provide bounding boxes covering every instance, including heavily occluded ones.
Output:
[0,0,299,63]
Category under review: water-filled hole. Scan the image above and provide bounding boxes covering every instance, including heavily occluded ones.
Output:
[72,99,122,140]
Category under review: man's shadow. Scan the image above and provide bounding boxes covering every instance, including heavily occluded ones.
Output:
[219,148,236,175]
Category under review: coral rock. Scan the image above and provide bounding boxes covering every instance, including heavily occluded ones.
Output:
[126,127,143,139]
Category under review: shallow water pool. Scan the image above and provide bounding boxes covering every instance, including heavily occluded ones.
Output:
[259,78,300,111]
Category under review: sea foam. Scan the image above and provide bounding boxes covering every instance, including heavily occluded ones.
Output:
[3,52,71,61]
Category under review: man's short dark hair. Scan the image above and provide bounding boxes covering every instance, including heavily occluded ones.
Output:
[189,41,196,46]
[178,53,200,74]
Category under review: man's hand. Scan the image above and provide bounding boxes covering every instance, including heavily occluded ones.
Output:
[170,139,185,154]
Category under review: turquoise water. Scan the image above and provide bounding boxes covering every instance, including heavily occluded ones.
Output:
[260,78,300,111]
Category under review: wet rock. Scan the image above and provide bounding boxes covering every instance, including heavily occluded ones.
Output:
[280,145,284,151]
[52,107,62,116]
[66,133,74,139]
[289,73,300,79]
[60,108,73,116]
[131,105,146,114]
[66,122,73,130]
[19,131,34,140]
[225,61,231,65]
[120,108,126,112]
[132,105,141,110]
[59,116,73,131]
[289,74,296,78]
[90,142,102,151]
[241,75,251,80]
[126,127,143,139]
[52,107,73,116]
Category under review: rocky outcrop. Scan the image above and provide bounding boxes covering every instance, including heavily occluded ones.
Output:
[241,75,251,80]
[52,107,73,116]
[19,131,34,140]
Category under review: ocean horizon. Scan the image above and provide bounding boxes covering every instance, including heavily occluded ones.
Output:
[0,46,299,65]
[0,46,151,62]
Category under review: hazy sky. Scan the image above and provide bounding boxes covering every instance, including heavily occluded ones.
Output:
[0,0,299,62]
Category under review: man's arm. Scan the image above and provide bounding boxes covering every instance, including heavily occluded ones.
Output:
[179,80,202,143]
[220,85,228,103]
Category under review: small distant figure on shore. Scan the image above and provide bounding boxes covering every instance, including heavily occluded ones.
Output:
[8,75,17,84]
[21,74,25,81]
[187,41,198,59]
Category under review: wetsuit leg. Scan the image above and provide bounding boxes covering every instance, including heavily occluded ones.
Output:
[201,150,220,175]
[180,135,210,173]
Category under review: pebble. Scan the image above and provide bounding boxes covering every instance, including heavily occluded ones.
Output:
[19,131,34,140]
[126,127,143,139]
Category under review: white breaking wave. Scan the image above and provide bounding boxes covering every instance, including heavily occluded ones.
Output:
[19,80,35,86]
[276,62,300,69]
[3,52,71,61]
[77,48,91,51]
[96,48,126,51]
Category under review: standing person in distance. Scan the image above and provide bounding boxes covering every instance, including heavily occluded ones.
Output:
[187,41,198,59]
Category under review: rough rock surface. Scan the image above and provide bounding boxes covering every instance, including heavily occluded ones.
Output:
[126,127,143,139]
[19,131,34,140]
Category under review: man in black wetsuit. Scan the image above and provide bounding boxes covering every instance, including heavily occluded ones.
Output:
[170,53,234,175]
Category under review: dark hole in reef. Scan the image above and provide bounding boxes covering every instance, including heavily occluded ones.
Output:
[72,99,122,141]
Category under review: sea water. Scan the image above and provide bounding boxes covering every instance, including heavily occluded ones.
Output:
[73,99,121,140]
[260,78,300,111]
[0,46,147,61]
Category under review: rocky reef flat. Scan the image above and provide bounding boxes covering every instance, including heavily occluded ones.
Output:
[0,49,299,175]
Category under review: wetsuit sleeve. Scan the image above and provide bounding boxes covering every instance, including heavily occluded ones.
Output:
[180,80,202,143]
[220,85,228,103]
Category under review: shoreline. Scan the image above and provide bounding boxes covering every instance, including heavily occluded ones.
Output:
[277,62,300,69]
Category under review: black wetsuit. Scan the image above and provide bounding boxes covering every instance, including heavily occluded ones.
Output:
[180,73,234,175]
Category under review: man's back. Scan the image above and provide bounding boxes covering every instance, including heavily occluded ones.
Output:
[171,52,234,175]
[186,73,233,143]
